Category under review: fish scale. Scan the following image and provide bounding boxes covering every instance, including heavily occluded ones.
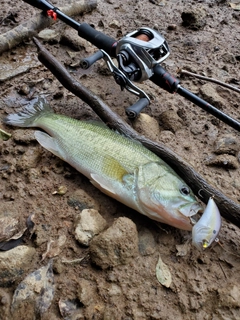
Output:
[37,113,161,177]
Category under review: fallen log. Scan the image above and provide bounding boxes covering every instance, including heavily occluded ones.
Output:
[0,0,97,55]
[33,37,240,228]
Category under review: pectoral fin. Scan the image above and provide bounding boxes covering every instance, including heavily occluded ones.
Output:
[35,131,65,160]
[90,173,117,197]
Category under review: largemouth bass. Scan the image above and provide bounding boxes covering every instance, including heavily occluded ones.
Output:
[4,97,203,231]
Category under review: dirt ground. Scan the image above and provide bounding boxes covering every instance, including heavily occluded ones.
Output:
[0,0,240,319]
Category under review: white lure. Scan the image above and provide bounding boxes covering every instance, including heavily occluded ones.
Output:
[192,197,222,250]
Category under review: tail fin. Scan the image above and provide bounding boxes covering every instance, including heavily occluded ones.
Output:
[3,97,53,128]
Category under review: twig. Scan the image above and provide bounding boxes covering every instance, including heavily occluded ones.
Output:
[33,37,240,228]
[0,0,97,55]
[179,69,240,94]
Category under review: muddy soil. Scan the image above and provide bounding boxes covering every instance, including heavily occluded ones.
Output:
[0,0,240,319]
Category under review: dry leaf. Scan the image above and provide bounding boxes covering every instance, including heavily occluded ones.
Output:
[156,255,172,288]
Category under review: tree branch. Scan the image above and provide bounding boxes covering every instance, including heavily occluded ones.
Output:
[33,37,240,228]
[179,69,240,94]
[0,0,97,55]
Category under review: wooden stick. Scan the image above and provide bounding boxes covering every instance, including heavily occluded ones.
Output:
[33,37,240,228]
[179,69,240,94]
[0,0,97,55]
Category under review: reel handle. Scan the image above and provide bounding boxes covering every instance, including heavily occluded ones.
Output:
[80,50,104,69]
[125,98,150,119]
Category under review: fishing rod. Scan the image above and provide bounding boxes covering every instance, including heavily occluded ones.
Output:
[23,0,240,132]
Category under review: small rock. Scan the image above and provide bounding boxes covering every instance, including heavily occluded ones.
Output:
[89,217,139,269]
[159,130,176,144]
[221,52,237,64]
[232,179,240,191]
[181,7,207,30]
[59,298,84,320]
[213,135,239,155]
[11,260,55,318]
[18,84,30,96]
[0,245,36,286]
[133,113,161,140]
[107,283,122,297]
[38,29,60,43]
[159,110,183,133]
[176,242,191,256]
[109,20,121,29]
[0,215,19,242]
[218,283,240,308]
[0,57,41,82]
[68,189,100,211]
[75,209,107,246]
[77,279,97,306]
[204,154,239,169]
[52,185,68,195]
[138,227,156,256]
[167,24,177,30]
[199,84,226,110]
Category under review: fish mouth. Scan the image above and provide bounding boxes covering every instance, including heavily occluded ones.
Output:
[179,202,204,220]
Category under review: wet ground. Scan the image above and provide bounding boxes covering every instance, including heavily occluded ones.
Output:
[0,0,240,319]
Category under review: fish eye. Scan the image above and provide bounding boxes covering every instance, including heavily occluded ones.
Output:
[180,186,190,196]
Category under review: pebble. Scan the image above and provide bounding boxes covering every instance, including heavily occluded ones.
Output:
[213,135,239,155]
[74,209,107,246]
[68,188,100,211]
[133,113,161,141]
[89,217,139,269]
[109,20,121,29]
[159,110,183,133]
[138,227,156,256]
[0,245,36,286]
[18,84,30,96]
[167,24,177,31]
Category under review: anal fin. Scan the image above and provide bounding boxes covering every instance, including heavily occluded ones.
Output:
[35,131,65,160]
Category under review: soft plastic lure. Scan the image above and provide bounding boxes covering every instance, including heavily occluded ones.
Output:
[192,197,222,250]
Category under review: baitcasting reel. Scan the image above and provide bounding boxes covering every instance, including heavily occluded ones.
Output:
[116,27,170,83]
[80,27,171,118]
